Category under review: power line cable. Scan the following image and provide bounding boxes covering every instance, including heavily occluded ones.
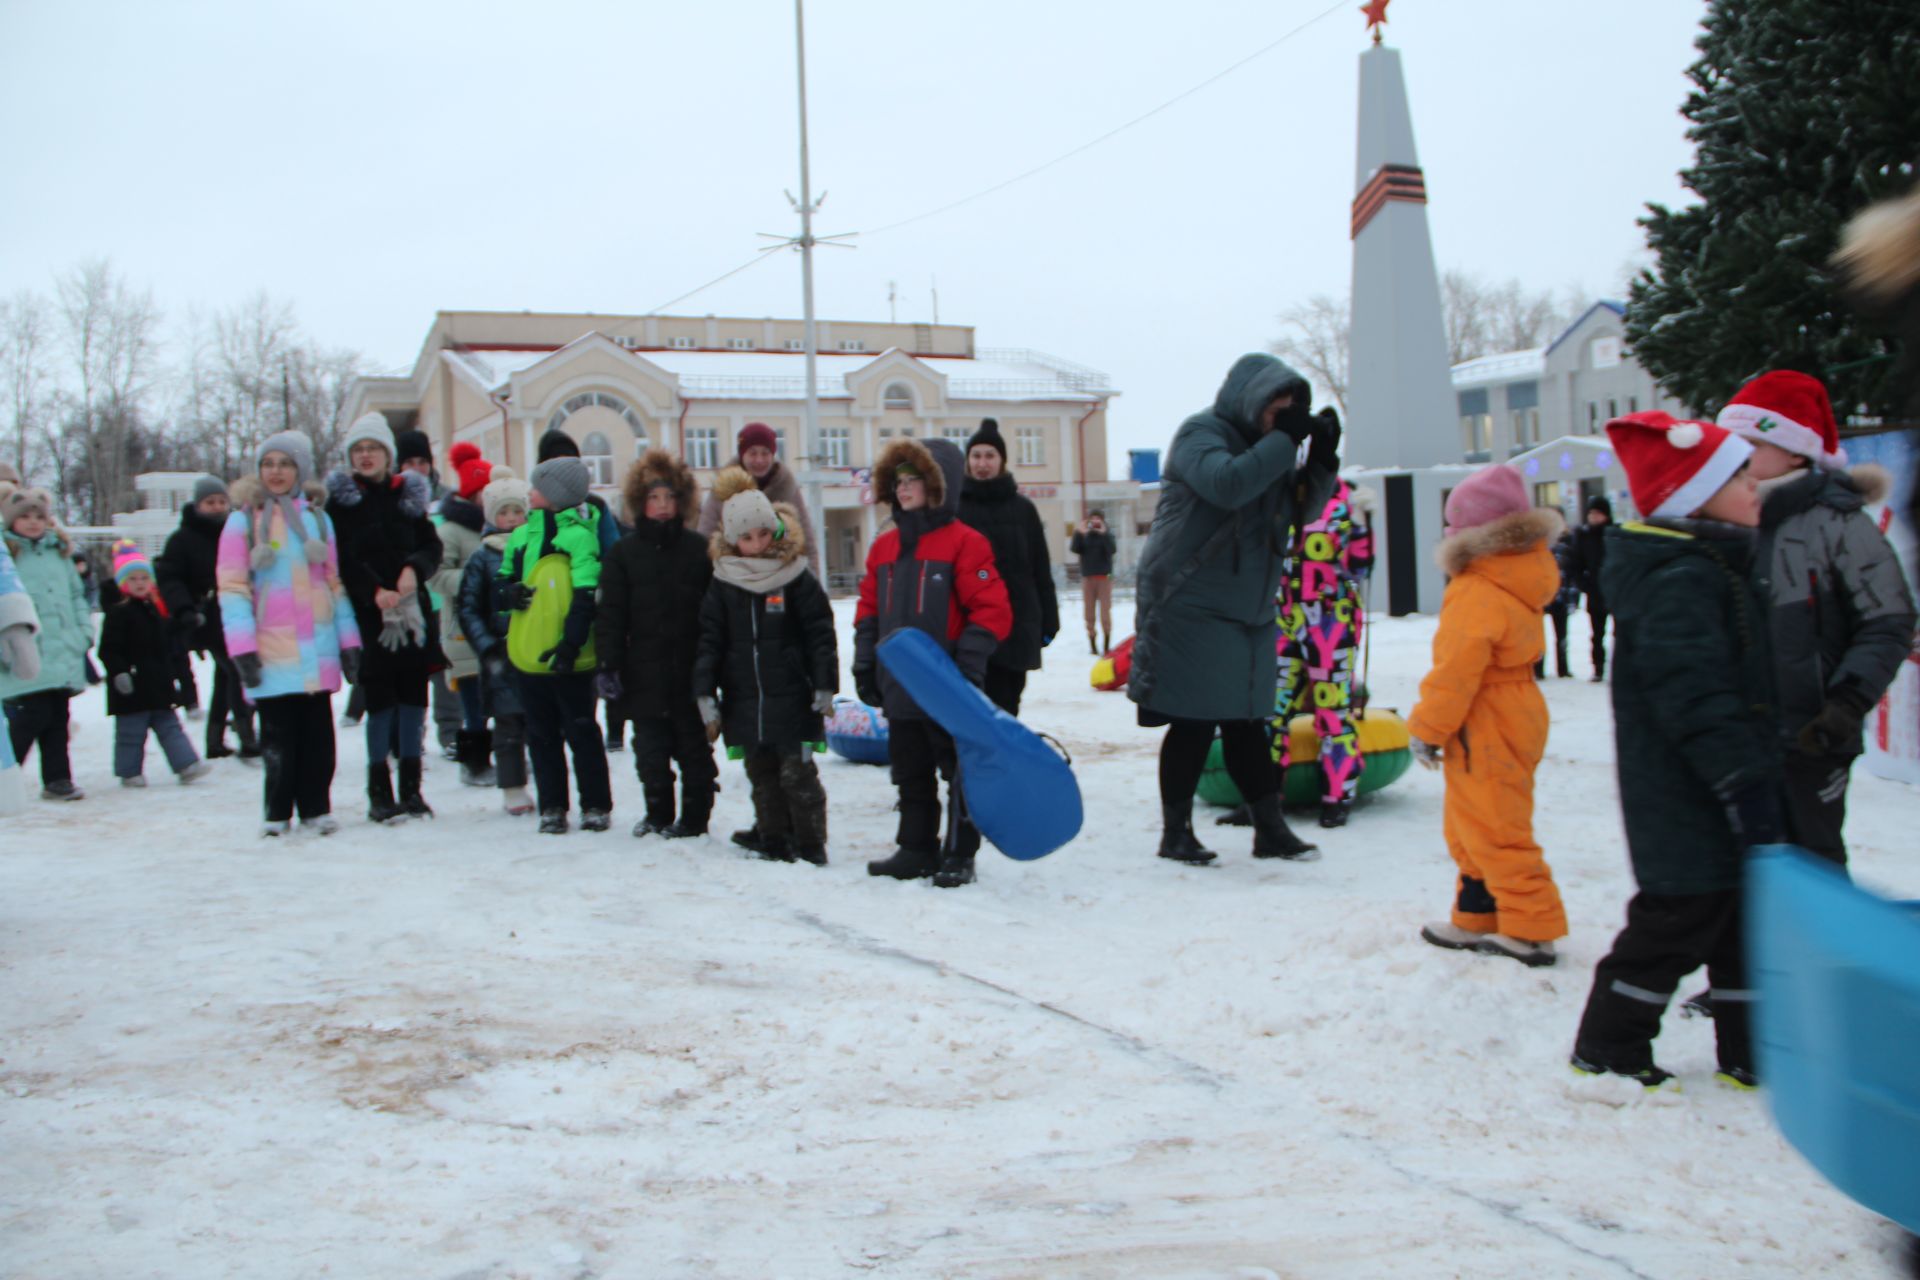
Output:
[860,0,1352,238]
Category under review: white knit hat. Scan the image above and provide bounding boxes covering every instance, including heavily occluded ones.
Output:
[344,411,395,459]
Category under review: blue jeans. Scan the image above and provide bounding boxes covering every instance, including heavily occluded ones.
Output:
[366,703,427,763]
[114,709,199,779]
[457,676,486,733]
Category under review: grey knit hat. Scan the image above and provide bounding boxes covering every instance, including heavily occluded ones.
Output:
[344,411,395,460]
[250,431,326,569]
[192,474,228,504]
[721,487,779,544]
[530,456,591,512]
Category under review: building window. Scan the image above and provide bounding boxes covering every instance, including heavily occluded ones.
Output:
[1533,481,1562,511]
[724,337,753,351]
[1628,395,1639,414]
[668,336,696,350]
[581,432,615,488]
[822,426,849,466]
[1510,406,1541,449]
[1590,336,1622,369]
[784,338,804,351]
[612,335,639,350]
[837,339,867,352]
[1587,402,1599,433]
[686,427,719,469]
[1016,426,1046,467]
[544,390,647,449]
[942,425,972,445]
[772,428,787,461]
[1457,388,1491,459]
[883,382,914,410]
[1607,398,1619,421]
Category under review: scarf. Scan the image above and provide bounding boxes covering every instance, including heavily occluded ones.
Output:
[249,491,326,571]
[712,553,810,595]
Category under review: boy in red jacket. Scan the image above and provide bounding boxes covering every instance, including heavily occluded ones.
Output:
[853,438,1012,888]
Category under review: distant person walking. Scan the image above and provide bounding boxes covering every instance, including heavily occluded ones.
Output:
[1571,495,1613,681]
[1069,510,1117,655]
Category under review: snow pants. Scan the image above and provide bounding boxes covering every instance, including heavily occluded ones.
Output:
[1441,675,1566,942]
[1573,888,1752,1076]
[4,690,74,786]
[891,718,978,858]
[520,671,612,815]
[1273,625,1364,806]
[257,692,335,822]
[631,703,716,827]
[113,709,199,779]
[743,746,827,851]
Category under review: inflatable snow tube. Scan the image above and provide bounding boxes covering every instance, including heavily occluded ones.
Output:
[825,695,890,764]
[1090,635,1134,691]
[1196,707,1413,808]
[1750,846,1920,1233]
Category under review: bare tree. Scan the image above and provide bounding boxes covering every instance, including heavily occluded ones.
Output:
[56,259,162,522]
[1441,269,1583,364]
[1269,293,1351,417]
[0,290,52,481]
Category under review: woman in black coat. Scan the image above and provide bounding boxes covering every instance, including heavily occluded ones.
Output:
[957,418,1059,716]
[326,413,444,822]
[155,478,259,757]
[595,449,716,837]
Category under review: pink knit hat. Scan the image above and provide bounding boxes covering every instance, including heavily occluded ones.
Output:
[1443,464,1529,535]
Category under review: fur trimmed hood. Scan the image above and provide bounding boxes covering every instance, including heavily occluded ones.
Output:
[872,438,943,509]
[708,500,807,563]
[323,467,433,518]
[230,476,328,511]
[1845,462,1892,506]
[623,448,698,527]
[1436,507,1564,577]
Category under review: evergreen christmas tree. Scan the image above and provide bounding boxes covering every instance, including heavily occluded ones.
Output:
[1625,0,1919,419]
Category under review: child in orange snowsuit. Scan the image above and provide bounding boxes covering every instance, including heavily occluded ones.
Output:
[1409,464,1568,966]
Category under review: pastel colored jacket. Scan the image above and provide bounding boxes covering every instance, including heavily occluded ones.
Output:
[217,480,361,702]
[0,527,90,699]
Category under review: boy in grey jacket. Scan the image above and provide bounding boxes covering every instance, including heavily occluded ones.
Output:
[1717,371,1917,868]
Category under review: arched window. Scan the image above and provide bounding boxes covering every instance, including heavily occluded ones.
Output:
[581,432,614,487]
[545,390,648,451]
[883,382,914,410]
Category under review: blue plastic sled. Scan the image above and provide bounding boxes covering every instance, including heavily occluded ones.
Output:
[825,695,890,765]
[876,628,1082,861]
[1749,846,1920,1232]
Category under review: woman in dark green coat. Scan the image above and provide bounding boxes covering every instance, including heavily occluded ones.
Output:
[1129,352,1339,866]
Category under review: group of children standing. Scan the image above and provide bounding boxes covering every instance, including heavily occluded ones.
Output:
[1407,370,1914,1089]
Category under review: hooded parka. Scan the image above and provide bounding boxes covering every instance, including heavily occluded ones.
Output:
[1128,353,1335,722]
[154,503,229,656]
[0,527,90,700]
[596,455,711,721]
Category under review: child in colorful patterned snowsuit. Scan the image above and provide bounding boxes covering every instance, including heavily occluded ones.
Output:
[1272,476,1374,829]
[1411,464,1568,967]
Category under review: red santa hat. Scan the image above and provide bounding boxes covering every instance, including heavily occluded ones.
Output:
[1605,411,1754,519]
[1715,370,1847,469]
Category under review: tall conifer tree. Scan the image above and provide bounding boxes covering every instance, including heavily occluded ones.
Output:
[1625,0,1918,418]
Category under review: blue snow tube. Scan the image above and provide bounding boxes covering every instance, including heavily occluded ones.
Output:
[1749,846,1920,1232]
[877,628,1081,861]
[825,695,890,765]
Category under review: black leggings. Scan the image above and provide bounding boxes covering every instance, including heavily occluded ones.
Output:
[1159,717,1275,808]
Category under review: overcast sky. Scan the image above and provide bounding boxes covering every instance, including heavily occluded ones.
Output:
[1,0,1709,464]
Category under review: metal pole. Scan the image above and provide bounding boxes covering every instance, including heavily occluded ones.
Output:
[794,0,825,564]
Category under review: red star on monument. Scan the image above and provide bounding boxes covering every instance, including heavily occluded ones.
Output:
[1361,0,1390,39]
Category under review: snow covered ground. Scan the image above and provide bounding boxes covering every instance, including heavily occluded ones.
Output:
[4,599,1917,1279]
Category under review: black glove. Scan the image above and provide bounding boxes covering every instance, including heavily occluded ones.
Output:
[181,609,204,633]
[1797,695,1868,756]
[1717,779,1785,850]
[112,672,134,696]
[541,643,581,674]
[1308,407,1343,471]
[1278,401,1315,445]
[499,581,534,612]
[853,668,881,708]
[340,647,362,686]
[960,661,987,689]
[235,652,264,689]
[594,668,623,701]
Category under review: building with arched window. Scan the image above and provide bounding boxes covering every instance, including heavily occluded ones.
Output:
[339,311,1144,589]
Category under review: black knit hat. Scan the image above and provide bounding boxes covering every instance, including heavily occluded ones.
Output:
[965,417,1007,462]
[538,429,581,461]
[1586,494,1613,519]
[396,429,433,467]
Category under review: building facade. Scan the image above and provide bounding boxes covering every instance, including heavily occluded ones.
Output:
[340,312,1142,589]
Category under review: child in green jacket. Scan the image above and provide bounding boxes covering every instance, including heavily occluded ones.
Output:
[498,456,610,834]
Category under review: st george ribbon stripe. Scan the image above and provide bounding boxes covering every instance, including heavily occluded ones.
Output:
[1351,163,1429,239]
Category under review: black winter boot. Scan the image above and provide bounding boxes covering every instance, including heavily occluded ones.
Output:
[1157,804,1217,864]
[457,729,495,788]
[1214,802,1252,827]
[1250,792,1318,860]
[367,762,404,824]
[933,853,976,888]
[867,846,938,879]
[1318,800,1350,830]
[1088,634,1099,656]
[399,757,433,818]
